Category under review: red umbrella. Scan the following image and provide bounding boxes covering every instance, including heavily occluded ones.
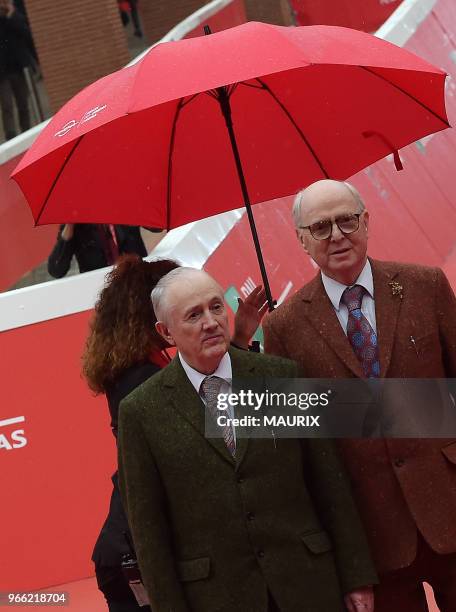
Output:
[12,22,448,308]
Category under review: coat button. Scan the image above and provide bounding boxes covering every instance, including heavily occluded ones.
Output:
[247,512,255,521]
[394,458,405,468]
[237,476,244,484]
[257,549,265,558]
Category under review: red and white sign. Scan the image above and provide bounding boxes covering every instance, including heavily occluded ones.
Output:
[0,416,27,451]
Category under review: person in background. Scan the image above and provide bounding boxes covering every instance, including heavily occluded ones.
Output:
[0,0,32,140]
[82,255,267,612]
[12,0,38,65]
[118,0,142,38]
[48,223,159,278]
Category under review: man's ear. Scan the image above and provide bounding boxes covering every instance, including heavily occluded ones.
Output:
[363,210,369,233]
[155,321,175,346]
[296,229,310,255]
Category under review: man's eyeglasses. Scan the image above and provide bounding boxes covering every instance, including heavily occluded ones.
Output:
[299,213,362,241]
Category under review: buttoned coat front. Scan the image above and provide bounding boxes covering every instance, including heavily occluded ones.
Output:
[118,348,377,612]
[263,259,456,573]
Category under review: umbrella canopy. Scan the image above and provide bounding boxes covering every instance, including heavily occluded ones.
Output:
[12,22,448,229]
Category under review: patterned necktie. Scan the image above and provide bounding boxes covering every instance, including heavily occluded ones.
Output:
[341,285,380,378]
[201,376,236,457]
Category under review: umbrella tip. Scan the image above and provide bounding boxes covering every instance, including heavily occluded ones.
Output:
[203,25,212,35]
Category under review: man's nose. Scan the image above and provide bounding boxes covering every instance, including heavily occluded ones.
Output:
[202,311,218,329]
[329,221,344,241]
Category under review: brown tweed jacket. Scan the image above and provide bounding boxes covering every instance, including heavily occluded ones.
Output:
[263,258,456,573]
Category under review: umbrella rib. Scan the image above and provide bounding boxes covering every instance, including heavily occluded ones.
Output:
[359,66,450,127]
[228,83,239,97]
[36,135,84,225]
[252,78,330,178]
[166,98,185,230]
[181,93,201,108]
[238,82,263,90]
[206,85,238,101]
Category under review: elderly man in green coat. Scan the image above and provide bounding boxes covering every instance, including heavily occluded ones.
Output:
[118,268,377,612]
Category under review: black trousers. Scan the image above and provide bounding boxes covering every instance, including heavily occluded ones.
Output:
[99,572,151,612]
[0,71,30,139]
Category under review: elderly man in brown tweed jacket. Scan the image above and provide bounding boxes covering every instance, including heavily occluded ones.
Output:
[263,179,456,612]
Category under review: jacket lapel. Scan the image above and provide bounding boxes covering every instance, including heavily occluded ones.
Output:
[229,347,257,469]
[163,358,236,466]
[371,260,402,378]
[301,275,365,378]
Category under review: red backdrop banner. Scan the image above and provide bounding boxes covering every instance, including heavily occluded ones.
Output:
[0,311,114,591]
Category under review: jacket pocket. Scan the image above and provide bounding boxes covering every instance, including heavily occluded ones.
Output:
[301,530,332,554]
[441,441,456,465]
[177,557,211,582]
[408,332,435,356]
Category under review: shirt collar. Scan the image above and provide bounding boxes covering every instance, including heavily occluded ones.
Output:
[179,351,232,395]
[321,259,374,311]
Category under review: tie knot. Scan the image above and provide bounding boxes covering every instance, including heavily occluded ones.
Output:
[341,284,365,312]
[201,376,224,404]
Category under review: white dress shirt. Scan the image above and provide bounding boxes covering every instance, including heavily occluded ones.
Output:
[179,352,236,441]
[321,259,377,334]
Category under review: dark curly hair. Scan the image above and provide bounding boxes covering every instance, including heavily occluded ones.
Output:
[82,255,179,394]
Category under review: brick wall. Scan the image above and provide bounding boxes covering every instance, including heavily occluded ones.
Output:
[139,0,207,44]
[24,0,130,114]
[139,0,292,45]
[244,0,294,25]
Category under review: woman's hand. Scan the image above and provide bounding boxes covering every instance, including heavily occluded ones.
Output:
[232,285,268,349]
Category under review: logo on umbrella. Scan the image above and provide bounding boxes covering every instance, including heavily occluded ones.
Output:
[55,104,107,137]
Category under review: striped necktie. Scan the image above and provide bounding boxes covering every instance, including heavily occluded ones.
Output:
[201,376,236,457]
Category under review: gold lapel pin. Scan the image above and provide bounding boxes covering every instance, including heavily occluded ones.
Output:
[389,280,403,299]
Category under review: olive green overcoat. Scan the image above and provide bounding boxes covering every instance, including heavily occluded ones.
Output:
[118,348,377,611]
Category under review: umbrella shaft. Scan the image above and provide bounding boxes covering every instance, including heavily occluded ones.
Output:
[218,88,275,312]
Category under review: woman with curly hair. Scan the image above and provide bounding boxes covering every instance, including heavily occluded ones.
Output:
[82,254,267,612]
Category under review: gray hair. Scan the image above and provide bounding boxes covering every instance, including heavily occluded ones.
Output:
[292,181,365,228]
[152,267,215,323]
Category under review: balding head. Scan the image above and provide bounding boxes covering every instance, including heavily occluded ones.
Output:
[292,180,365,228]
[153,268,230,374]
[152,268,222,323]
[292,180,370,285]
